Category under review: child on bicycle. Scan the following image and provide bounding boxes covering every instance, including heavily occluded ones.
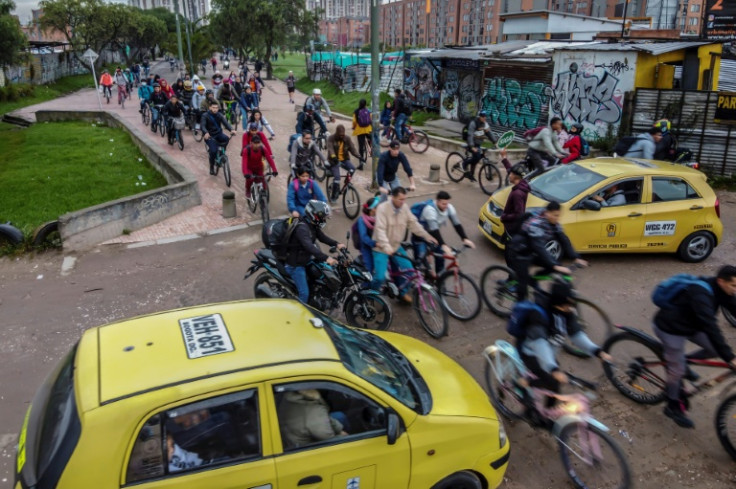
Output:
[653,266,736,428]
[242,134,277,199]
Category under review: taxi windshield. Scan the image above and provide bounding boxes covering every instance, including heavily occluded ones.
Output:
[529,164,606,203]
[324,317,432,414]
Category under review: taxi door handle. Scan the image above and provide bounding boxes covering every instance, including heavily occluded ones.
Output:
[627,212,642,217]
[689,205,703,210]
[298,475,322,486]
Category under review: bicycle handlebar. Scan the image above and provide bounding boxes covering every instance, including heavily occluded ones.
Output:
[244,171,275,180]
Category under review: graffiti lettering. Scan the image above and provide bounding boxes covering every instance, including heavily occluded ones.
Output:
[404,57,440,109]
[595,59,630,76]
[480,77,551,130]
[548,63,622,125]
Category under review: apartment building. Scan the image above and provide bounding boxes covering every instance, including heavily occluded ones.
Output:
[128,0,208,20]
[319,0,370,19]
[676,0,704,35]
[319,17,370,48]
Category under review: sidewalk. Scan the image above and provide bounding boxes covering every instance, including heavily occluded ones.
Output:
[9,61,460,246]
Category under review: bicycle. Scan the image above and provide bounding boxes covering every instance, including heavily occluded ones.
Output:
[324,166,361,219]
[484,340,631,489]
[141,101,150,125]
[102,85,112,104]
[244,172,273,223]
[445,146,503,195]
[186,109,204,142]
[168,115,185,151]
[480,265,613,356]
[602,325,736,460]
[312,127,329,181]
[426,245,482,321]
[223,99,240,130]
[151,105,166,137]
[379,123,429,153]
[117,85,127,108]
[211,135,233,187]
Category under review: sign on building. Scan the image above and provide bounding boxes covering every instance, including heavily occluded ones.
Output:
[715,91,736,123]
[705,0,736,40]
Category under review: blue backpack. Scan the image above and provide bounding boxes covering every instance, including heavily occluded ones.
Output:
[579,135,590,157]
[652,274,712,310]
[410,199,434,223]
[507,301,547,339]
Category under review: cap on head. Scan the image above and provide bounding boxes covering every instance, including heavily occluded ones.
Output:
[389,140,400,149]
[478,110,487,118]
[248,122,259,131]
[313,88,322,95]
[184,80,192,88]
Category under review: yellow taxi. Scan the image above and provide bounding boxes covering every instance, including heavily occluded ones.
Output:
[479,158,723,262]
[15,300,509,489]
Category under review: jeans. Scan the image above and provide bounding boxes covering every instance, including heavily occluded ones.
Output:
[653,324,717,401]
[329,160,355,200]
[464,146,484,175]
[370,247,413,295]
[285,264,309,304]
[314,112,328,133]
[395,113,407,141]
[412,239,445,275]
[508,256,551,301]
[205,133,230,168]
[150,106,160,131]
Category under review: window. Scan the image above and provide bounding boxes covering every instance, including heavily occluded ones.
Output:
[651,177,701,202]
[274,381,388,451]
[589,178,644,206]
[690,4,700,12]
[688,17,698,25]
[529,164,607,203]
[126,390,261,483]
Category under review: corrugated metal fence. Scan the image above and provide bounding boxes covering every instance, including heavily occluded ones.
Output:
[632,88,735,176]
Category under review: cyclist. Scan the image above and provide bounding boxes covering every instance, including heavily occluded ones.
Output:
[210,56,217,71]
[326,124,360,203]
[371,186,437,302]
[623,126,662,160]
[239,85,259,120]
[123,68,134,96]
[500,161,530,239]
[149,83,168,132]
[356,197,379,274]
[304,88,334,134]
[180,80,195,111]
[289,131,327,176]
[199,89,216,114]
[163,94,187,145]
[211,70,224,94]
[562,122,584,163]
[653,266,736,428]
[392,88,412,142]
[463,110,498,181]
[131,62,141,85]
[159,78,174,99]
[653,119,675,161]
[527,117,568,173]
[287,165,328,218]
[191,85,206,117]
[172,78,185,99]
[137,79,153,114]
[217,79,237,114]
[507,201,587,301]
[242,122,273,159]
[113,67,128,102]
[412,190,474,277]
[242,134,277,199]
[352,98,372,170]
[295,104,318,135]
[142,57,150,76]
[377,140,416,194]
[284,200,343,304]
[99,69,113,101]
[190,74,206,92]
[201,100,236,175]
[517,280,613,400]
[248,109,275,140]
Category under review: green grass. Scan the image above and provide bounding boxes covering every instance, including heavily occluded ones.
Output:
[0,74,94,116]
[0,121,167,236]
[271,52,309,81]
[707,173,736,191]
[294,79,391,117]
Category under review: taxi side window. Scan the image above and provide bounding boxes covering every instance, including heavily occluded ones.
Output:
[274,381,387,451]
[598,178,644,205]
[126,389,261,483]
[652,177,700,202]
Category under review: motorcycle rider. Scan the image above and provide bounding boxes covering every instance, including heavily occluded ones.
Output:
[285,200,346,304]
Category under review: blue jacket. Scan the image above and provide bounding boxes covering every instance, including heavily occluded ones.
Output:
[377,150,413,186]
[240,92,259,111]
[138,84,153,102]
[287,179,327,215]
[380,108,392,126]
[357,216,376,249]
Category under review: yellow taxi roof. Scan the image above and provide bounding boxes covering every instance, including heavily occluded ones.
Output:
[84,300,339,406]
[573,157,707,178]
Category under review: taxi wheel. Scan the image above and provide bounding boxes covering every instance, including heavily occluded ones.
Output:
[545,239,562,261]
[677,231,714,263]
[430,471,482,489]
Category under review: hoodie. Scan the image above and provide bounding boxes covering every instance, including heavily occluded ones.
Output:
[501,179,531,235]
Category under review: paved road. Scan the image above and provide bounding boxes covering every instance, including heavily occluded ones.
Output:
[3,61,736,488]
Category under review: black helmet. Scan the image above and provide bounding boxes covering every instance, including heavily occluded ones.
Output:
[304,200,331,228]
[152,83,160,88]
[549,280,575,307]
[570,122,584,133]
[205,89,213,95]
[304,103,315,112]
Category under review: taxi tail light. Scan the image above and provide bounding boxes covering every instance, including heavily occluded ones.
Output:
[715,198,721,218]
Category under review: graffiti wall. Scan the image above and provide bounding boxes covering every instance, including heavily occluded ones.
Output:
[440,69,482,122]
[549,51,637,139]
[1,51,87,86]
[404,55,441,110]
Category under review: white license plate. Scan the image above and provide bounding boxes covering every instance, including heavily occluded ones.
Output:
[483,220,494,234]
[179,313,234,359]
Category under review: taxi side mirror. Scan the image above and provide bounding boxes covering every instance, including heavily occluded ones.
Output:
[583,199,601,211]
[387,412,401,445]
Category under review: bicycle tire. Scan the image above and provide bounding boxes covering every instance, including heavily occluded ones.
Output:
[121,93,125,109]
[408,130,429,153]
[142,106,150,125]
[313,157,326,182]
[480,265,518,318]
[344,291,393,331]
[342,184,360,219]
[213,153,221,176]
[222,155,231,187]
[563,298,614,358]
[247,186,258,213]
[724,308,736,328]
[260,194,270,222]
[158,118,166,137]
[602,332,667,405]
[379,127,394,147]
[478,161,503,196]
[176,130,184,151]
[31,220,61,249]
[437,270,482,321]
[445,152,466,182]
[413,285,449,339]
[483,346,527,420]
[716,393,736,461]
[557,422,631,489]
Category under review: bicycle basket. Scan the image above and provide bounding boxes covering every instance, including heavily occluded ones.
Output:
[172,116,186,130]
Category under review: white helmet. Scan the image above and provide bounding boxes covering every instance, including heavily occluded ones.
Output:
[313,88,322,95]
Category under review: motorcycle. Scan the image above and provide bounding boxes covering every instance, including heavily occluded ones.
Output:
[244,239,393,331]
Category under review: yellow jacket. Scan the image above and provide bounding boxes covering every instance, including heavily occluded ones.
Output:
[374,200,433,255]
[352,113,372,136]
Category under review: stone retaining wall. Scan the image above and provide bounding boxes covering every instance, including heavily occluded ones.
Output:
[35,110,201,251]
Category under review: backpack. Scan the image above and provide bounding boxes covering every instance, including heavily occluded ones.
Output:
[613,135,639,156]
[261,218,298,260]
[287,133,299,154]
[292,178,314,193]
[651,274,712,310]
[357,108,371,127]
[351,220,362,250]
[410,199,434,223]
[523,126,545,141]
[461,123,470,141]
[579,135,590,157]
[507,301,548,339]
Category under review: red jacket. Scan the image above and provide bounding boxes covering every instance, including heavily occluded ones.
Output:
[562,135,581,164]
[242,131,272,158]
[241,144,277,174]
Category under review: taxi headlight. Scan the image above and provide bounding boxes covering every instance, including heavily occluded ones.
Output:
[498,418,507,448]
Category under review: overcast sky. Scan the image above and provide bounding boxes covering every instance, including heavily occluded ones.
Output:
[12,0,40,23]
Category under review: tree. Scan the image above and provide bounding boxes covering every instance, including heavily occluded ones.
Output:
[120,9,167,63]
[0,0,26,69]
[144,7,177,33]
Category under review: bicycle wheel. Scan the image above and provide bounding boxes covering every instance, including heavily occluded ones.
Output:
[437,270,481,321]
[724,308,736,328]
[478,162,503,196]
[379,127,394,147]
[408,130,429,153]
[142,106,150,125]
[557,422,631,489]
[480,265,518,318]
[176,130,184,151]
[483,345,527,420]
[158,118,166,137]
[563,298,614,358]
[342,183,360,219]
[193,123,204,142]
[445,152,466,182]
[247,186,258,213]
[344,291,393,331]
[313,157,327,182]
[413,285,449,339]
[602,332,667,404]
[222,155,231,187]
[121,93,125,109]
[259,193,270,222]
[716,394,736,461]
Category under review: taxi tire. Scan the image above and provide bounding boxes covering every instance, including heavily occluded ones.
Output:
[677,231,714,263]
[430,471,482,489]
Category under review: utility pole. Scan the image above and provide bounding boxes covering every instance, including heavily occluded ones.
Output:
[370,0,380,189]
[620,0,630,39]
[173,0,186,74]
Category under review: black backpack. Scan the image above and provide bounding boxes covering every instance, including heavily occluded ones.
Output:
[613,136,640,156]
[262,218,299,260]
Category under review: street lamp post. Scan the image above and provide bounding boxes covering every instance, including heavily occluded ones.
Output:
[370,0,380,189]
[172,0,186,74]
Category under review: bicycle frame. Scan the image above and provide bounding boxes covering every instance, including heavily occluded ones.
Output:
[390,252,436,311]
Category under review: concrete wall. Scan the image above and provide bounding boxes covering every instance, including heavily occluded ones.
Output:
[34,110,202,251]
[2,51,88,86]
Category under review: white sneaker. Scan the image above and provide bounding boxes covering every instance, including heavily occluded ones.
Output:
[195,124,200,130]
